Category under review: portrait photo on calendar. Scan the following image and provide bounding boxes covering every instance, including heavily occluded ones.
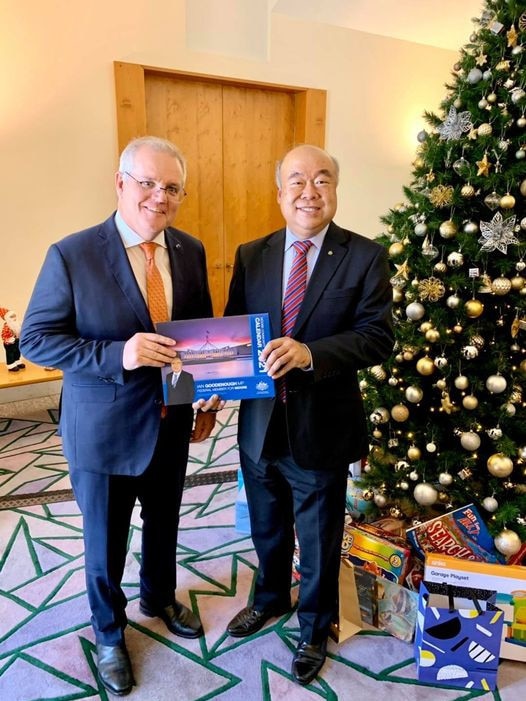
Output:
[156,313,275,404]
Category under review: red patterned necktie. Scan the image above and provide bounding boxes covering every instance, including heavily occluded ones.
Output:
[278,239,313,402]
[139,242,169,324]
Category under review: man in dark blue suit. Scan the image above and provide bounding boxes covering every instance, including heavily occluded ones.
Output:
[165,355,195,405]
[20,136,223,696]
[224,144,394,686]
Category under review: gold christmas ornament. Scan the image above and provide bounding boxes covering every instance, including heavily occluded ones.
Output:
[429,185,454,207]
[393,288,404,302]
[476,152,491,176]
[418,277,446,302]
[520,179,526,197]
[461,184,476,198]
[492,277,512,295]
[511,276,525,290]
[454,375,469,390]
[407,445,422,461]
[416,356,435,376]
[500,193,516,209]
[389,242,404,257]
[477,122,493,136]
[464,299,484,318]
[519,359,526,375]
[391,403,410,422]
[487,453,514,478]
[463,394,479,410]
[425,328,440,343]
[439,220,458,238]
[369,365,387,381]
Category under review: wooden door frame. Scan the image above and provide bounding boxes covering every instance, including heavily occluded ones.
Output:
[114,61,326,154]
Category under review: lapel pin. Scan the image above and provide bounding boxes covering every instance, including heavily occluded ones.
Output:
[328,250,333,255]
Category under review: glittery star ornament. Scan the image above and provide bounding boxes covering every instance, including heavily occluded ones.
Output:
[437,105,473,140]
[476,153,491,176]
[478,212,519,254]
[507,25,518,48]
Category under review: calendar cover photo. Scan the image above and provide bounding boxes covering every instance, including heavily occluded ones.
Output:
[156,313,275,405]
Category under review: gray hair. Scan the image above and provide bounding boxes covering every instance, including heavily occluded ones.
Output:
[275,144,339,189]
[119,136,187,185]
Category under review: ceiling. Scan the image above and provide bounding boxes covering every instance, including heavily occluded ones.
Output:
[272,0,485,51]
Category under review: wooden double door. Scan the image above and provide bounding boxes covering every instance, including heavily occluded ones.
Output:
[114,62,326,314]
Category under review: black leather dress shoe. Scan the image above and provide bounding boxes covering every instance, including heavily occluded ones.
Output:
[291,640,327,686]
[226,605,290,637]
[96,642,135,696]
[139,599,203,638]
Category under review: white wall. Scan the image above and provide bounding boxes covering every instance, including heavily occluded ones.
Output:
[0,0,458,318]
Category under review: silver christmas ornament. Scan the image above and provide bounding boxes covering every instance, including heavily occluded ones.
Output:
[439,472,453,486]
[413,482,438,506]
[406,302,425,320]
[486,374,507,393]
[494,529,522,556]
[482,496,498,512]
[460,431,481,451]
[405,385,424,403]
[486,427,503,440]
[446,294,461,309]
[374,493,387,508]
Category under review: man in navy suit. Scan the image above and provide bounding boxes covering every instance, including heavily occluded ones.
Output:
[165,355,195,405]
[224,144,394,685]
[20,136,224,696]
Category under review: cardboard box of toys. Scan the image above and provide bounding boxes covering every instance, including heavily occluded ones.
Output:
[341,520,413,584]
[425,553,526,663]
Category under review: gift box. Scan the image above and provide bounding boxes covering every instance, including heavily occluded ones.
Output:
[341,521,412,583]
[424,552,526,662]
[414,581,504,691]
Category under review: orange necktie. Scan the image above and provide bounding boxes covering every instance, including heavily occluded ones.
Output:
[139,242,169,324]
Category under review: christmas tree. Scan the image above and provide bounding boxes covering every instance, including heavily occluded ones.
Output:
[359,0,526,559]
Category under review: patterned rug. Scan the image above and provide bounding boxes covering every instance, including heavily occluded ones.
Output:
[0,405,524,700]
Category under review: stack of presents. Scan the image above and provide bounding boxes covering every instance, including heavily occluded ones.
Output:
[235,467,526,691]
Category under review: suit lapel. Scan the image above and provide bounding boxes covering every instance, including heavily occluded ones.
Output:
[293,222,349,333]
[261,229,286,336]
[97,216,153,330]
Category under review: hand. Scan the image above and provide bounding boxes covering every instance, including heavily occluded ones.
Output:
[261,337,311,379]
[190,409,217,443]
[192,394,226,413]
[122,333,177,370]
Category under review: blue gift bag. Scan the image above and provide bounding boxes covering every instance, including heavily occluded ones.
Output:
[415,581,504,691]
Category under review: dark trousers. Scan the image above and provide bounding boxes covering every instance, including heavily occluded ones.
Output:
[240,412,348,644]
[70,419,190,645]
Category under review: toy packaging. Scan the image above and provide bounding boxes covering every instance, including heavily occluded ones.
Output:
[341,520,412,583]
[406,503,503,563]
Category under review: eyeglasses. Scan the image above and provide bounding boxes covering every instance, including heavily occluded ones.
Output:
[123,171,187,201]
